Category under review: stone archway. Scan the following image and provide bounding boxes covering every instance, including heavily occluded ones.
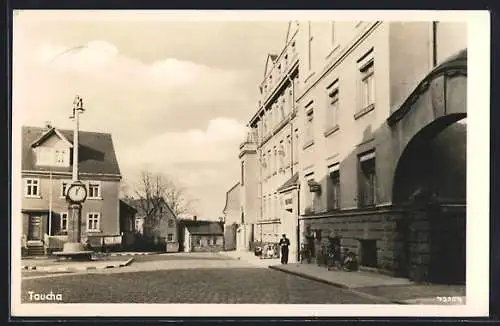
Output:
[388,49,467,284]
[392,115,467,284]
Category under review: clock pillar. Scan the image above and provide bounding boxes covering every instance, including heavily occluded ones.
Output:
[54,96,93,259]
[63,203,83,252]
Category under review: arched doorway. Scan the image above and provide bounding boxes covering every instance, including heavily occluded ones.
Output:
[392,115,466,284]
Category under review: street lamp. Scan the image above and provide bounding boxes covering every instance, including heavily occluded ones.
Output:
[54,95,92,259]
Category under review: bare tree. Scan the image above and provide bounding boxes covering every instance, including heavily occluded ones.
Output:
[129,171,193,233]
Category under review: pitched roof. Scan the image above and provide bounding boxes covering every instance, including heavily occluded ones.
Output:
[277,172,299,193]
[181,220,224,236]
[22,126,121,176]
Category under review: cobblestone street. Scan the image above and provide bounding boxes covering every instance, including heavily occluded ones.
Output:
[21,253,384,304]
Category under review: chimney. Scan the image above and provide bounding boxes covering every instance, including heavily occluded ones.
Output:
[193,215,197,221]
[44,121,53,131]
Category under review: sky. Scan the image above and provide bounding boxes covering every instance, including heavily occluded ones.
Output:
[13,11,289,220]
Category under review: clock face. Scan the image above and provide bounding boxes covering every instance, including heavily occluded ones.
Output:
[66,183,87,203]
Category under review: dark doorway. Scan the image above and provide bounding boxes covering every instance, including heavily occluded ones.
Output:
[429,208,466,284]
[28,215,43,240]
[359,239,378,268]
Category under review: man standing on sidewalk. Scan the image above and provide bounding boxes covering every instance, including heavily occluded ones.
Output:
[279,234,290,264]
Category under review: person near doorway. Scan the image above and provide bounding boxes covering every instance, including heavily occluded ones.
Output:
[279,234,290,264]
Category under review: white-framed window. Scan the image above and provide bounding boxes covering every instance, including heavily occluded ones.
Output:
[360,60,375,109]
[87,181,101,199]
[60,180,70,197]
[294,129,299,163]
[35,147,70,167]
[327,164,341,211]
[60,212,68,232]
[167,233,174,242]
[305,109,314,144]
[279,140,285,170]
[24,178,40,197]
[273,146,278,174]
[286,134,291,165]
[358,152,377,207]
[135,219,141,232]
[87,213,100,232]
[305,172,317,213]
[326,80,340,131]
[267,150,272,176]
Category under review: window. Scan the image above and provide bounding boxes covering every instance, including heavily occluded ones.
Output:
[280,97,286,120]
[24,178,40,197]
[54,149,68,166]
[87,213,100,232]
[88,182,101,199]
[305,173,316,213]
[268,150,272,176]
[286,135,291,166]
[360,60,375,109]
[212,237,217,245]
[293,129,299,163]
[241,161,245,186]
[327,164,340,210]
[359,152,376,207]
[167,233,174,242]
[305,109,314,144]
[197,238,202,246]
[168,219,175,227]
[60,212,68,232]
[326,80,340,132]
[279,141,284,170]
[61,180,70,197]
[273,146,278,174]
[36,147,69,166]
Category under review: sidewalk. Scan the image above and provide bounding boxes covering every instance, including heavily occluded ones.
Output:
[269,263,466,305]
[21,256,135,272]
[219,250,280,268]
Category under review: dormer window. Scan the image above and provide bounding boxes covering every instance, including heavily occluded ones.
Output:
[35,147,70,167]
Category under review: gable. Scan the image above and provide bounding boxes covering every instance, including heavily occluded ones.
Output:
[31,128,73,148]
[22,126,121,176]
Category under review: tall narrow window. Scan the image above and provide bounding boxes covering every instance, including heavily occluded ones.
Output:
[305,109,314,144]
[305,172,316,213]
[268,150,272,177]
[360,60,375,109]
[326,79,340,132]
[273,146,278,174]
[327,164,340,210]
[359,152,376,207]
[294,129,299,163]
[279,140,285,170]
[286,135,291,166]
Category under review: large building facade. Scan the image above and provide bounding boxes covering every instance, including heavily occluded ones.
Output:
[241,21,467,282]
[294,21,467,283]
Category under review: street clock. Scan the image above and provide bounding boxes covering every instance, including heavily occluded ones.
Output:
[66,181,87,203]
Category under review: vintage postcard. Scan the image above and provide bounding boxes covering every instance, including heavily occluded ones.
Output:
[11,10,490,317]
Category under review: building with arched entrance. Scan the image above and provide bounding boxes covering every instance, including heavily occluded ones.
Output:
[293,21,467,284]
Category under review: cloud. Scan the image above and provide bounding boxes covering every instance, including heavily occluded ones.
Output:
[119,117,247,170]
[14,33,260,220]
